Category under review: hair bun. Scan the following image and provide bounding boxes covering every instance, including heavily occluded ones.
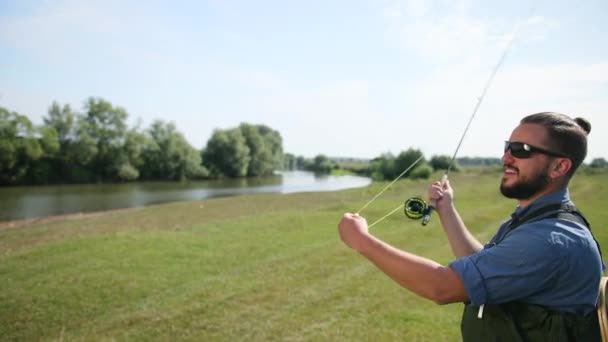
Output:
[574,117,591,135]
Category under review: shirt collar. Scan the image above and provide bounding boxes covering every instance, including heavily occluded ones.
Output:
[512,188,570,218]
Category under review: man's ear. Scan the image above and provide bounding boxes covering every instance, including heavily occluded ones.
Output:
[550,158,573,179]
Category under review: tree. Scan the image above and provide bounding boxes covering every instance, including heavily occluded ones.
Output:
[80,97,129,181]
[457,157,501,166]
[296,156,307,169]
[309,154,334,173]
[240,123,272,176]
[141,120,207,181]
[283,153,296,170]
[0,107,44,184]
[39,101,75,182]
[44,101,75,147]
[257,124,283,171]
[430,155,459,171]
[395,148,425,178]
[203,128,250,177]
[409,162,433,179]
[239,123,283,176]
[64,124,98,182]
[110,128,149,181]
[25,126,61,184]
[369,153,396,181]
[123,128,149,173]
[367,149,427,181]
[590,158,607,169]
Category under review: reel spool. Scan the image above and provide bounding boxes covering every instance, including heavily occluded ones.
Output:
[404,197,428,220]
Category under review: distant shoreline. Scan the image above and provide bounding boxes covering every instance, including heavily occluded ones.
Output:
[0,206,140,231]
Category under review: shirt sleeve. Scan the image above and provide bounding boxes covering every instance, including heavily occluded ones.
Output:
[449,223,560,305]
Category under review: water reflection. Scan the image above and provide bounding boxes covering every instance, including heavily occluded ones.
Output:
[0,171,370,221]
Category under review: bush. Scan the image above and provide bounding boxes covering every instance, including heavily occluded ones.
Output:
[117,163,139,181]
[409,163,433,179]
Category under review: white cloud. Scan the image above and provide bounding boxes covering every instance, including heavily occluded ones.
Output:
[1,0,606,162]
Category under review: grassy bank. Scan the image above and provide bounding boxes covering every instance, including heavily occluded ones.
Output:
[1,169,607,341]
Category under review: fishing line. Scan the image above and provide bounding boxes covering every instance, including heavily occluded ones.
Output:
[354,14,529,228]
[356,155,424,215]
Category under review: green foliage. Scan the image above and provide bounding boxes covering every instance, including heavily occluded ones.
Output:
[283,153,297,170]
[457,156,501,166]
[369,149,427,181]
[296,156,307,169]
[80,97,130,181]
[256,124,283,171]
[141,121,207,181]
[239,123,283,176]
[369,153,396,180]
[430,155,459,171]
[2,101,290,184]
[409,162,433,179]
[590,158,607,168]
[44,101,75,146]
[203,128,250,177]
[0,107,45,185]
[117,163,139,181]
[331,158,370,176]
[202,123,284,178]
[395,148,425,177]
[66,131,98,167]
[123,129,149,171]
[307,154,335,173]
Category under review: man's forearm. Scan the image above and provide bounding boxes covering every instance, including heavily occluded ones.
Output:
[356,233,468,304]
[437,204,483,257]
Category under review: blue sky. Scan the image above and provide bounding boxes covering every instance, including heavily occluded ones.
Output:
[1,0,606,160]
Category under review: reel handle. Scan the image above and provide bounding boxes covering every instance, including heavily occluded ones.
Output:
[422,174,448,226]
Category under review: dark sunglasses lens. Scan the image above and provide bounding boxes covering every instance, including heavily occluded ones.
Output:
[505,142,532,158]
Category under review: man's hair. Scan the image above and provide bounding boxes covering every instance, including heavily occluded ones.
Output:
[521,112,591,177]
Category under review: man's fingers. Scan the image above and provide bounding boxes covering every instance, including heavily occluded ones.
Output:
[442,179,451,189]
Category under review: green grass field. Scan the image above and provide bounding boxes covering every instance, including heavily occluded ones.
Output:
[1,168,607,341]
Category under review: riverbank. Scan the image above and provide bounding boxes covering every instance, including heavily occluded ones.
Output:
[0,206,140,231]
[0,170,371,222]
[1,169,607,340]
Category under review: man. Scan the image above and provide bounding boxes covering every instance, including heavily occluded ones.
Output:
[338,112,603,340]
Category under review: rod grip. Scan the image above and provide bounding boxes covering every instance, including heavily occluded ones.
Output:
[422,174,448,226]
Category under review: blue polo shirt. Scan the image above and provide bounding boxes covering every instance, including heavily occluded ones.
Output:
[449,189,602,315]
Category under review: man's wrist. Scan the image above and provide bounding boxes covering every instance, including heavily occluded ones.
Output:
[354,232,377,255]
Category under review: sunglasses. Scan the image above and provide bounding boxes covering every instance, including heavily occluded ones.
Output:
[504,141,569,159]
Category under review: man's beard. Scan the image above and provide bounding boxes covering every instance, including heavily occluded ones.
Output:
[500,166,551,200]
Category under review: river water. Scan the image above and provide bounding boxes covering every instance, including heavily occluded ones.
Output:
[0,171,371,221]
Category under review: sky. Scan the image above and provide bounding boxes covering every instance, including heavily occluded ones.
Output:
[1,0,607,161]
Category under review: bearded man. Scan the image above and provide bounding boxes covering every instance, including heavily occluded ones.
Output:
[338,112,603,341]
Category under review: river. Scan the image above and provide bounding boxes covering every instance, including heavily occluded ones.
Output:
[0,171,371,221]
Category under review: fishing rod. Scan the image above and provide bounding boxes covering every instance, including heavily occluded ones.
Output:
[417,25,522,226]
[358,22,524,228]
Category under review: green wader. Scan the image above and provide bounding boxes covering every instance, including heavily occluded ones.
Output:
[461,302,601,341]
[460,203,603,341]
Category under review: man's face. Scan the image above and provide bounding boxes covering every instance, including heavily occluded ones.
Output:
[500,123,555,200]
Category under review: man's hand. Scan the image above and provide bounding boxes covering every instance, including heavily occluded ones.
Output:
[338,213,371,252]
[428,179,454,212]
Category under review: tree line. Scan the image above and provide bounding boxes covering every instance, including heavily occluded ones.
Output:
[3,97,605,186]
[0,96,461,186]
[0,97,284,185]
[301,151,460,181]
